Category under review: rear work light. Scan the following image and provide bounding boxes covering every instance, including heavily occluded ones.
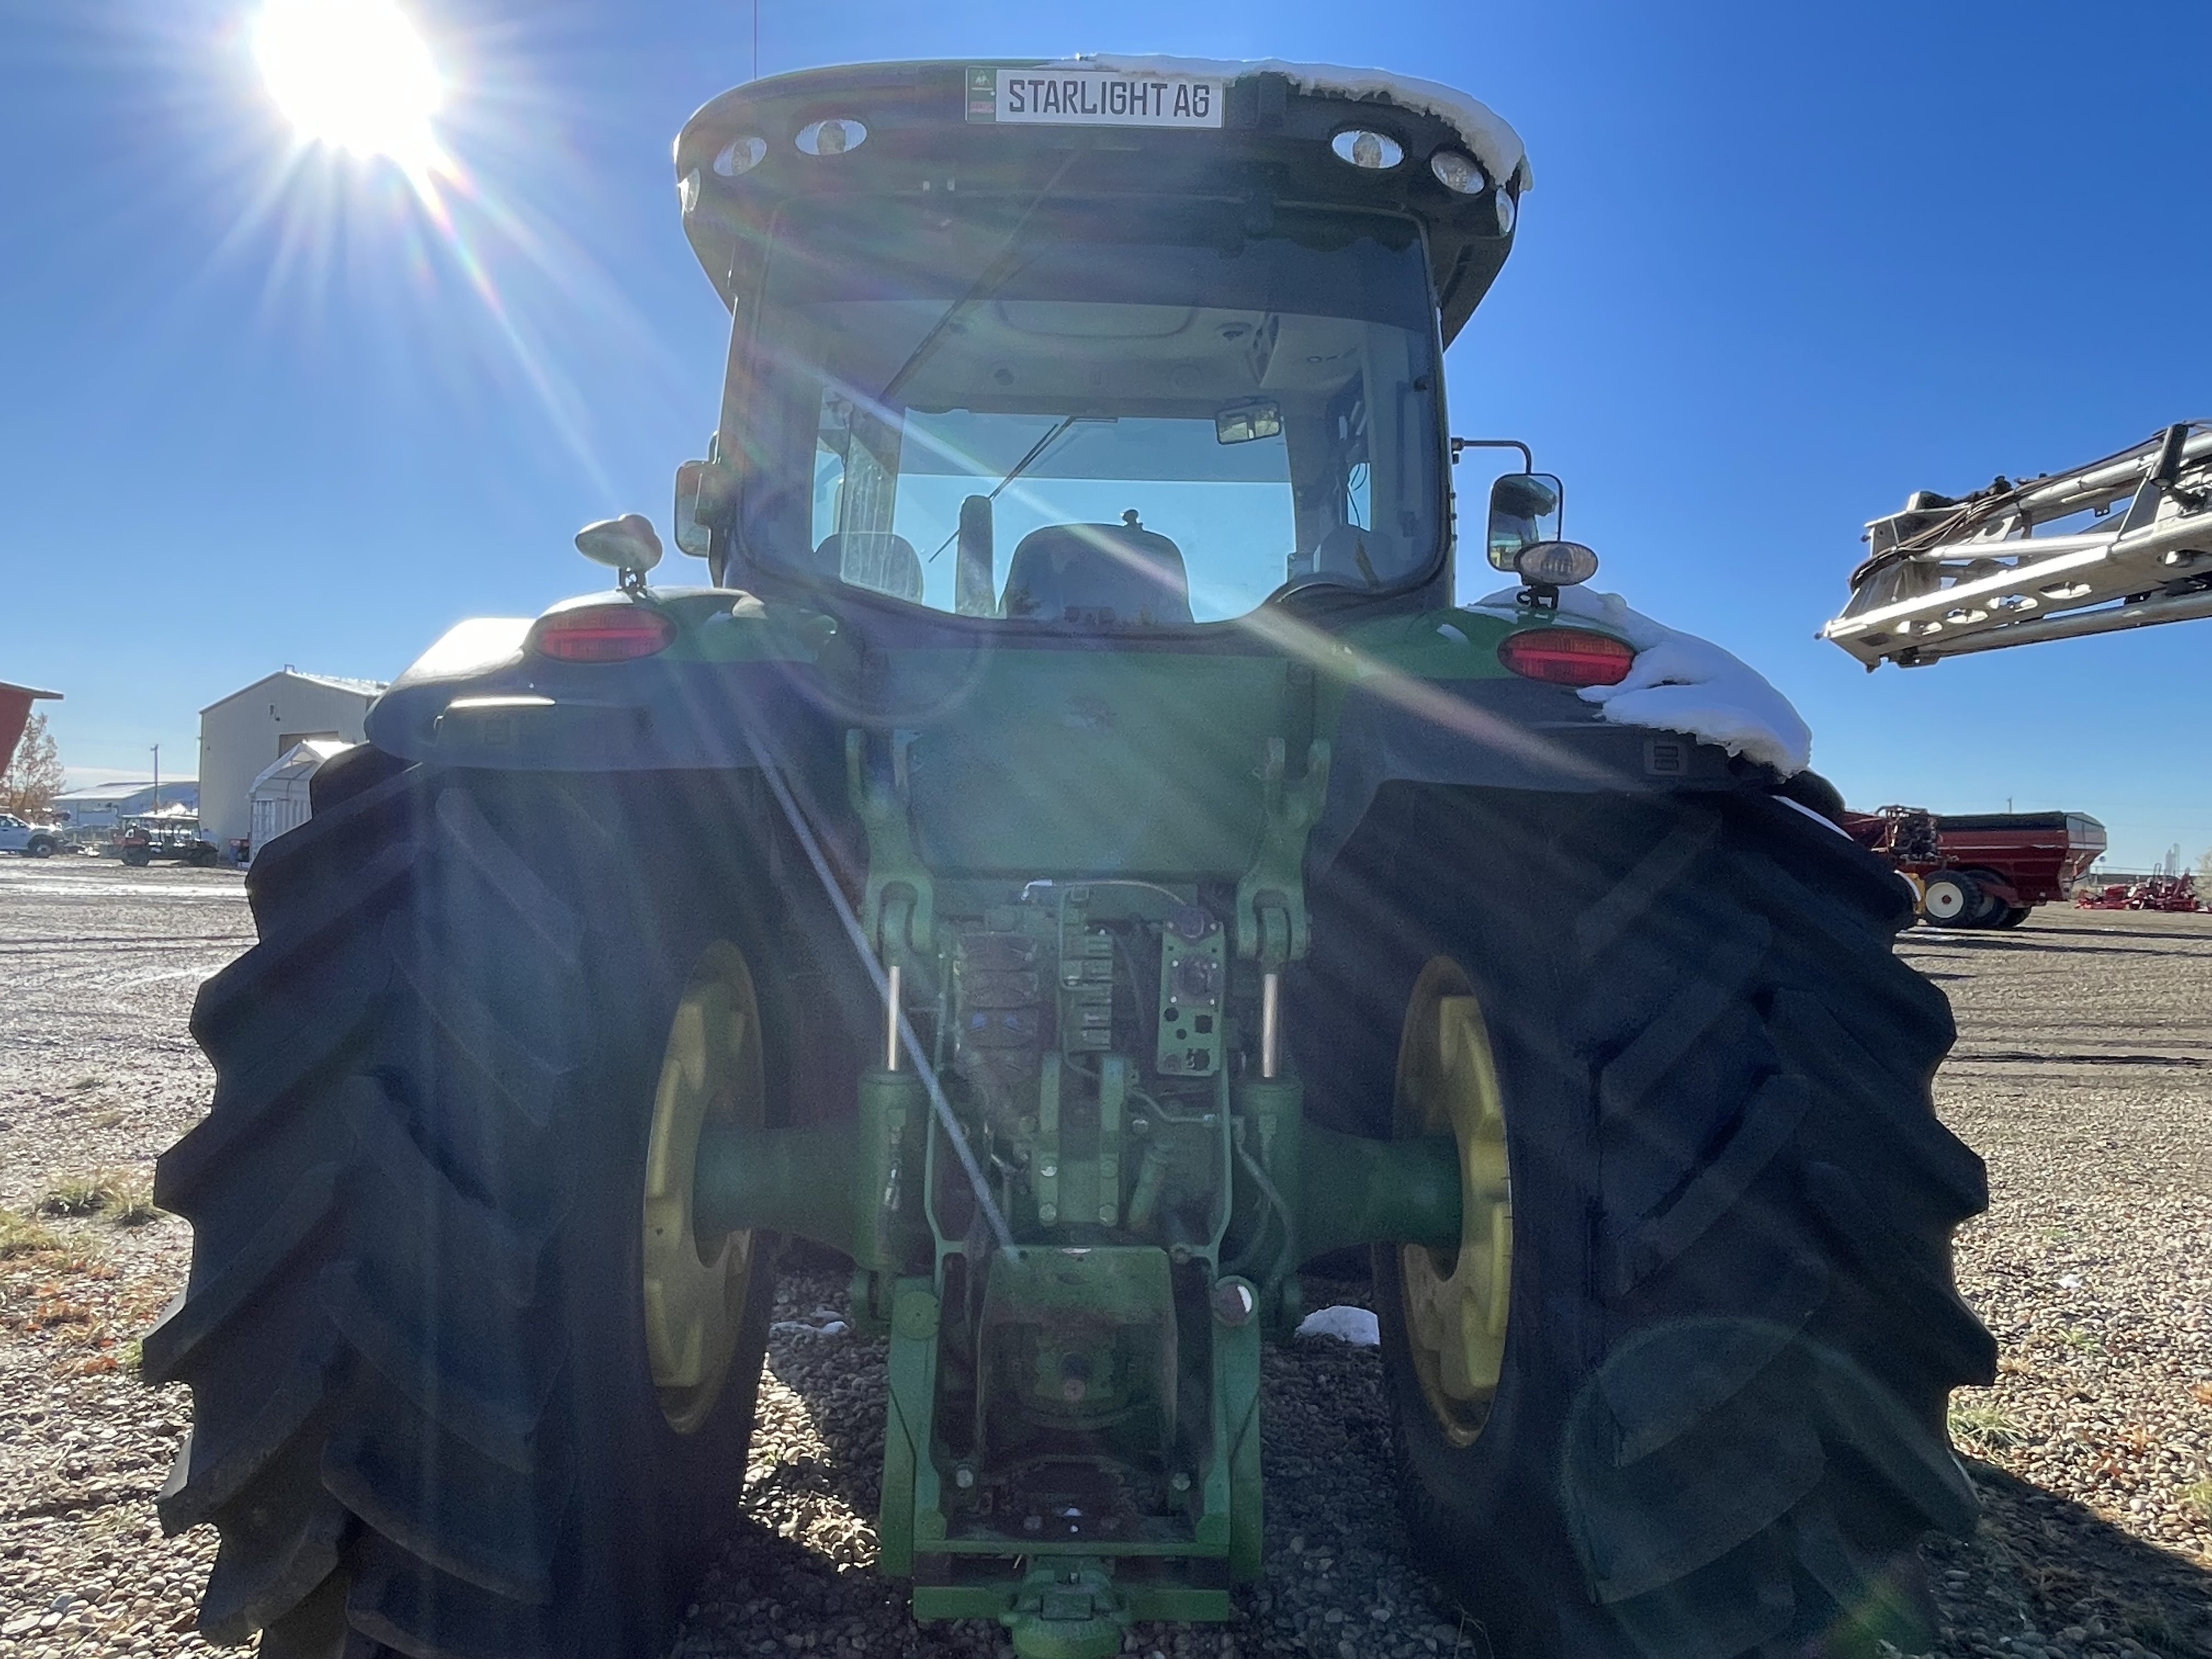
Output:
[1496,627,1637,687]
[532,605,677,663]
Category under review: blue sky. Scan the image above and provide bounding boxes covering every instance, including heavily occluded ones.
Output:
[3,0,2207,867]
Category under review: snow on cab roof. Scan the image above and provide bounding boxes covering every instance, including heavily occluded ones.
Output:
[1053,55,1529,190]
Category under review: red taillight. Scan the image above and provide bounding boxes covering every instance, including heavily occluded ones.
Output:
[1496,627,1637,687]
[532,605,676,663]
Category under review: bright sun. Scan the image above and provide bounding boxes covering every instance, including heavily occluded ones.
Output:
[254,0,444,171]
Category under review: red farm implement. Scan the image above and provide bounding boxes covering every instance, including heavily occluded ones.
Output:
[1842,806,2107,928]
[2076,872,2203,912]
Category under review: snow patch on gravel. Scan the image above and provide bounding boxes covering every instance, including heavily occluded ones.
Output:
[1294,1304,1380,1345]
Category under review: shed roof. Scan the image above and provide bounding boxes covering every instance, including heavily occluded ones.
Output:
[54,779,198,804]
[200,669,388,715]
[0,681,63,699]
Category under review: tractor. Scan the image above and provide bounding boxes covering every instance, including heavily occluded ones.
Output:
[148,57,1992,1659]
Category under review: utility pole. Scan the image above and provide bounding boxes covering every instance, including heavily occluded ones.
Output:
[151,745,160,814]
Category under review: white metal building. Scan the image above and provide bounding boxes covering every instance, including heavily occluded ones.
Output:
[199,671,385,850]
[50,778,200,832]
[248,738,356,855]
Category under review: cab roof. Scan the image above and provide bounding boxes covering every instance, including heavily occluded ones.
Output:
[673,56,1527,346]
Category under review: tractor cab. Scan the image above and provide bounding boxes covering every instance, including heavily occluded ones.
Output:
[668,59,1525,628]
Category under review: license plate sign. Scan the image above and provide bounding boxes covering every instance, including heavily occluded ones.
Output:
[967,67,1224,130]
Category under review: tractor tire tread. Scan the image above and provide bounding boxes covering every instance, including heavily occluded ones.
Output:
[1354,787,1988,1659]
[142,1164,341,1385]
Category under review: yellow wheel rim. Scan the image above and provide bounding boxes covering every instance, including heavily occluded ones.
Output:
[1396,958,1513,1448]
[641,940,763,1435]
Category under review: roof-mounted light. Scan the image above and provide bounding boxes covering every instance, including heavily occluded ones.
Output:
[796,118,866,156]
[1429,150,1488,194]
[1492,187,1516,235]
[1330,129,1403,170]
[713,134,766,177]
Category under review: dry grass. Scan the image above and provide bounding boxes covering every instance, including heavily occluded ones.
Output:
[1948,1401,2024,1451]
[104,1173,162,1226]
[0,1206,65,1259]
[38,1171,124,1217]
[35,1169,162,1225]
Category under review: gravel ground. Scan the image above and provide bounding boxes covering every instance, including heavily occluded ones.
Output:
[1,858,2205,1658]
[0,859,249,1657]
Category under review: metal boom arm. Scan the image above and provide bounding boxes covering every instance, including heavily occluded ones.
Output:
[1822,421,2212,667]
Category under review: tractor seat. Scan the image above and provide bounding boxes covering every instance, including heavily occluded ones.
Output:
[1001,520,1193,627]
[817,532,923,601]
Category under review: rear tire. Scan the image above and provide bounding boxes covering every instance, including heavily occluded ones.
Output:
[148,759,787,1658]
[28,836,55,859]
[1994,905,2030,929]
[1300,787,1992,1658]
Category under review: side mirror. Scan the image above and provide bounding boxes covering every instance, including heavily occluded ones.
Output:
[1486,471,1564,571]
[575,514,664,586]
[673,456,736,558]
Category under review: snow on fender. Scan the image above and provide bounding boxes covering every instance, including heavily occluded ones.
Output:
[1475,585,1814,776]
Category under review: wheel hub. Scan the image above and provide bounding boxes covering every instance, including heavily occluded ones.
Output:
[1397,960,1512,1448]
[641,940,763,1434]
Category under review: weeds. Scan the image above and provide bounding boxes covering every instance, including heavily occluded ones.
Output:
[1948,1401,2022,1451]
[35,1170,162,1225]
[2056,1324,2102,1353]
[0,1207,64,1259]
[105,1175,162,1226]
[2182,1480,2212,1521]
[39,1172,125,1217]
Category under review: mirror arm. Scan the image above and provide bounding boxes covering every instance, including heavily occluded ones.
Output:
[1451,437,1534,472]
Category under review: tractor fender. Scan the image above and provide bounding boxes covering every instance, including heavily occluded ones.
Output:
[364,597,830,773]
[1306,674,1775,873]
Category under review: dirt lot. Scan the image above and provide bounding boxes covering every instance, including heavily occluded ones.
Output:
[1,855,2206,1658]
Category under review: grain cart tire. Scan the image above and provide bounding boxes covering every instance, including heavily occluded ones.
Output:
[1299,788,1992,1659]
[1994,906,2031,929]
[145,757,786,1659]
[1916,869,1983,927]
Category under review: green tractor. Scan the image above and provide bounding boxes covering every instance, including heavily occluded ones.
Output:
[147,57,1994,1659]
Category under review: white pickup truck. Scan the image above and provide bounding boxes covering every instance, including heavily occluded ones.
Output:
[0,813,63,857]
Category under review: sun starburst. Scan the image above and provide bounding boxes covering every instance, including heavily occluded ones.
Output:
[254,0,445,179]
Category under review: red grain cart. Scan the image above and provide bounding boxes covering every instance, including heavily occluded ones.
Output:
[1842,806,2107,928]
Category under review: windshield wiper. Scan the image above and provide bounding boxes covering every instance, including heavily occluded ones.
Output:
[877,150,1084,408]
[924,416,1117,562]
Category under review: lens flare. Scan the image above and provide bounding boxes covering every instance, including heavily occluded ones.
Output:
[254,0,443,173]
